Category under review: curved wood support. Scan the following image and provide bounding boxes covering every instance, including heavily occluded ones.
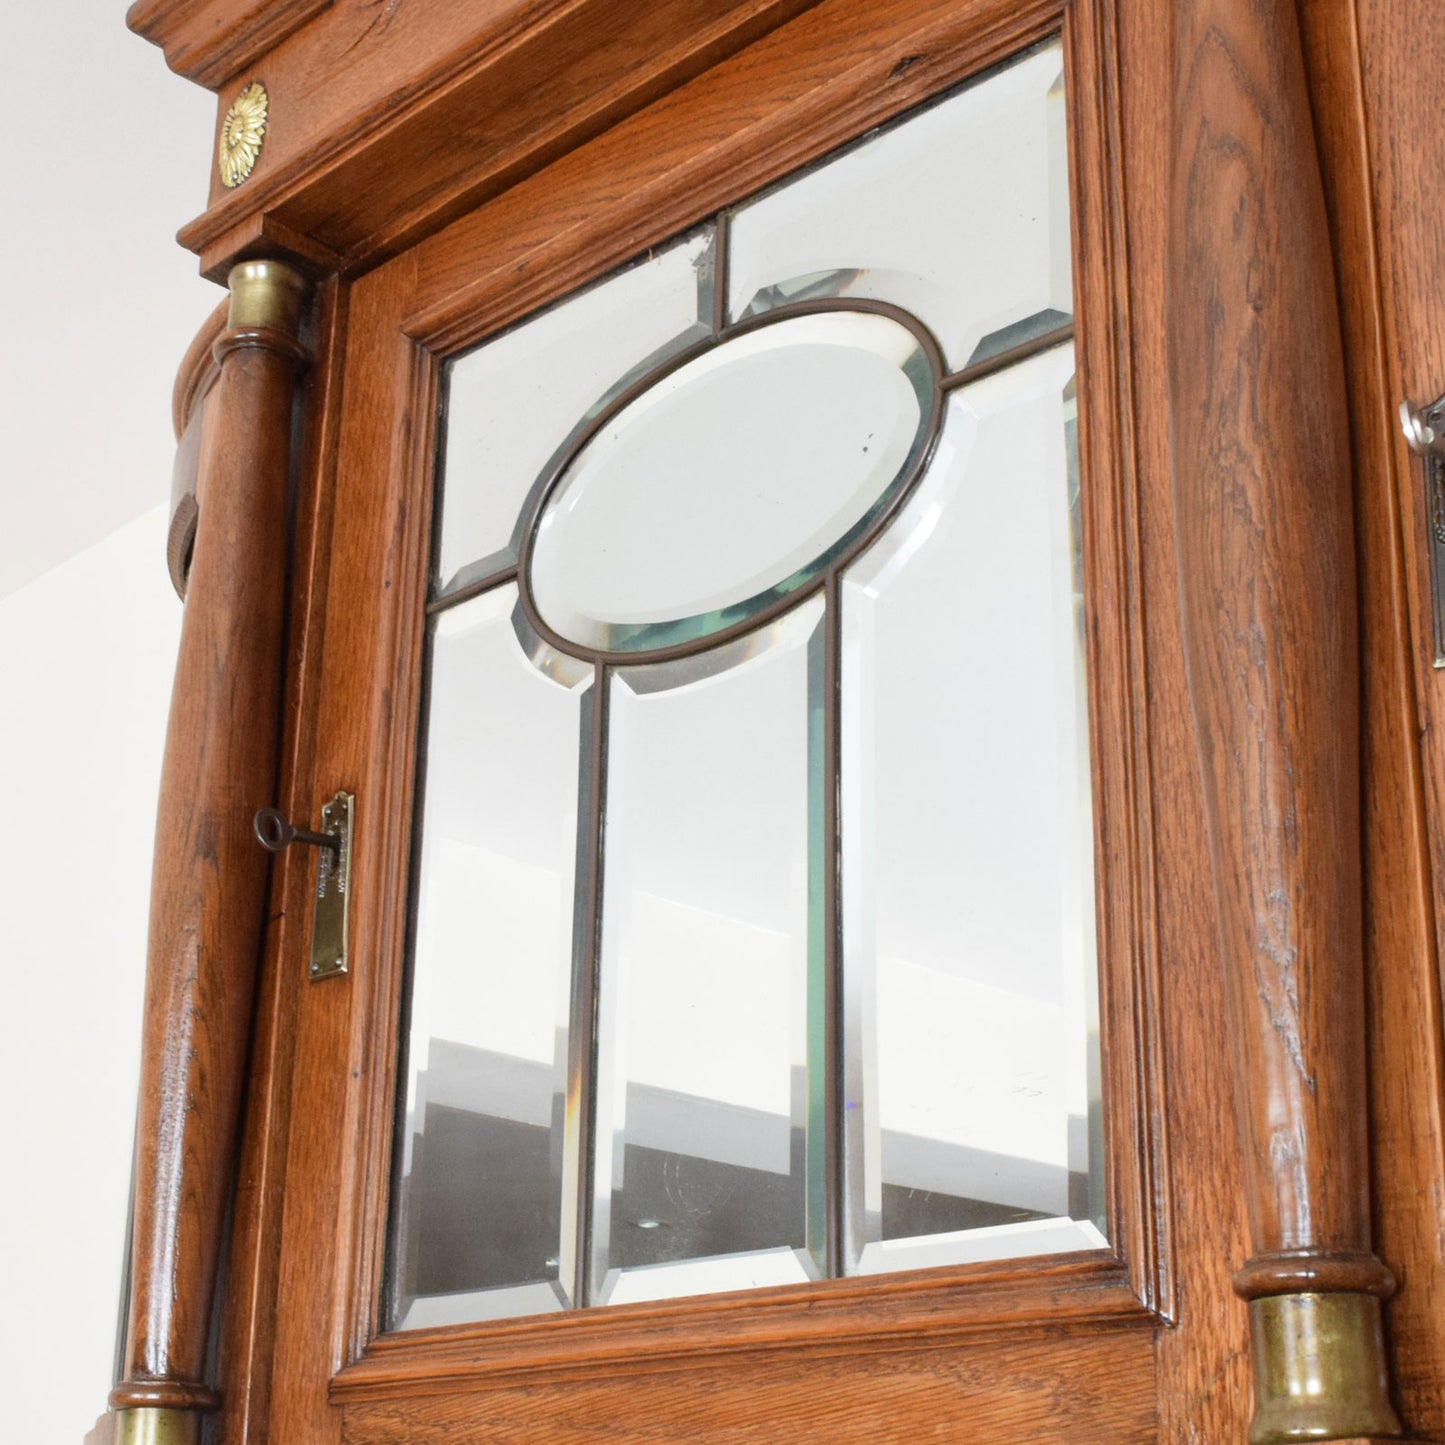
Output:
[108,260,308,1437]
[167,302,228,601]
[171,299,228,442]
[1167,1,1401,1439]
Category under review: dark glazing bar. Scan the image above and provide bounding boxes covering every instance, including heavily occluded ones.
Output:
[570,660,611,1305]
[941,322,1075,393]
[425,562,520,615]
[713,210,732,337]
[823,573,843,1279]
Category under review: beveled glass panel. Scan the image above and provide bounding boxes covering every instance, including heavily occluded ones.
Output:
[389,585,593,1329]
[728,42,1070,371]
[527,312,932,655]
[435,228,716,596]
[840,344,1105,1275]
[592,601,825,1305]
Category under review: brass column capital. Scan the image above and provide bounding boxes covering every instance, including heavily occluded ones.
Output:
[226,257,307,336]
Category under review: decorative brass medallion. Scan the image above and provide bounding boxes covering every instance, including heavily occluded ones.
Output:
[218,81,268,188]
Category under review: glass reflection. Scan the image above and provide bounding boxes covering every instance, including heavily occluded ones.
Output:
[840,344,1105,1275]
[389,585,592,1328]
[728,42,1071,371]
[527,311,933,655]
[591,602,825,1304]
[391,33,1100,1333]
[436,228,716,597]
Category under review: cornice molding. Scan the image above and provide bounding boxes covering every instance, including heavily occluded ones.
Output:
[127,0,333,89]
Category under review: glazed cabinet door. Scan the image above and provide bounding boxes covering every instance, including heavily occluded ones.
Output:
[133,0,1444,1442]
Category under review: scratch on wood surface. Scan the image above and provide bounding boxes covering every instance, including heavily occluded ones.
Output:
[347,0,404,55]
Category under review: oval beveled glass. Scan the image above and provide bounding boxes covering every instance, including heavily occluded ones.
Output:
[526,310,935,655]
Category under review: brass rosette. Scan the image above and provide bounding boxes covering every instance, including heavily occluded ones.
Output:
[218,81,268,188]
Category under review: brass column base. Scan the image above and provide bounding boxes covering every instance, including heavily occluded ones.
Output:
[1248,1293,1403,1443]
[112,1408,202,1445]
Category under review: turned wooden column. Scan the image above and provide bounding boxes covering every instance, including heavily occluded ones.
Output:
[109,260,308,1445]
[1168,1,1401,1440]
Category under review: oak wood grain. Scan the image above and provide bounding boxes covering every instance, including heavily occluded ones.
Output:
[1066,0,1175,1325]
[334,1262,1147,1399]
[176,0,825,281]
[110,283,307,1413]
[339,1331,1158,1444]
[403,0,1067,351]
[1114,1,1260,1434]
[127,0,332,88]
[262,255,420,1445]
[212,276,349,1445]
[1327,0,1445,1433]
[1167,0,1388,1293]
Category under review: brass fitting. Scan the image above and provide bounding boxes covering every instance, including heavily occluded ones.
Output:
[1248,1292,1402,1443]
[227,258,306,336]
[112,1407,201,1445]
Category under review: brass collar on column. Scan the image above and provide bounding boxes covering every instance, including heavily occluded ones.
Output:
[226,258,307,336]
[113,1408,202,1445]
[1248,1293,1402,1443]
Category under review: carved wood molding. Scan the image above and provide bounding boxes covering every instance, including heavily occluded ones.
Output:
[127,0,333,88]
[1167,0,1402,1438]
[107,260,309,1440]
[165,0,826,281]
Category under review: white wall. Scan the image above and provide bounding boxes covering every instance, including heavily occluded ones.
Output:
[0,510,182,1439]
[0,4,217,1437]
[0,7,219,596]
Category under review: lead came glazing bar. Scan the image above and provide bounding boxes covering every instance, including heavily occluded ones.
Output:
[818,575,842,1277]
[562,663,609,1307]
